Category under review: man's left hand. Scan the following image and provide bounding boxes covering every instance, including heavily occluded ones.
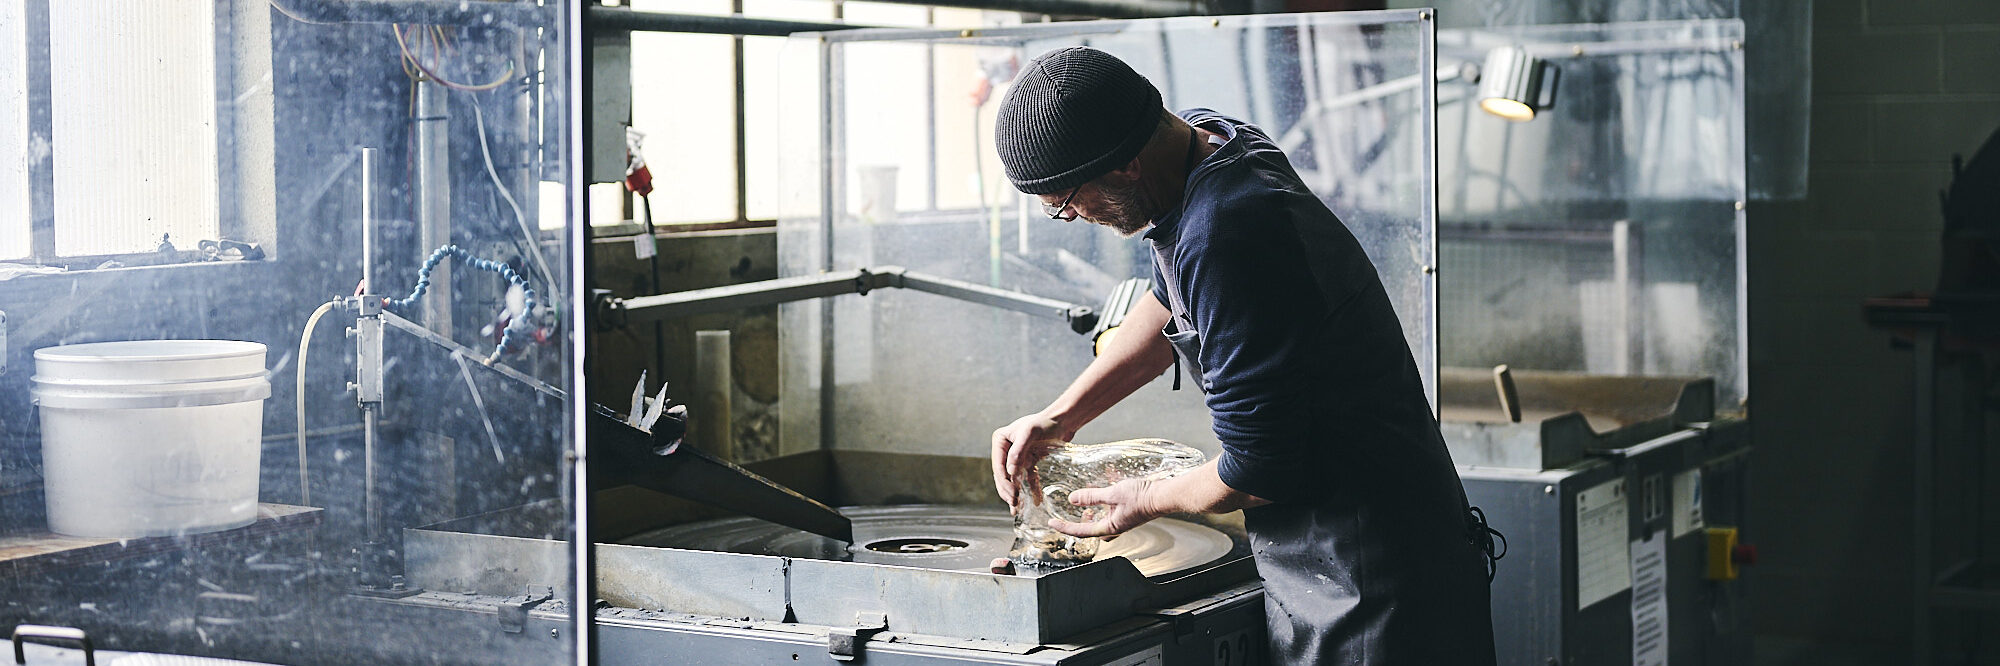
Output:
[1047,478,1164,538]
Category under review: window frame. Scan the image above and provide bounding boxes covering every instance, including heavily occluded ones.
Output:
[9,0,261,269]
[607,0,948,236]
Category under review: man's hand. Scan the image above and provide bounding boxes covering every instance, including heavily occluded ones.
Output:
[991,413,1073,510]
[1048,460,1271,537]
[1047,478,1163,538]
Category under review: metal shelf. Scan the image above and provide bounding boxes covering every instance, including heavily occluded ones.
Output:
[1865,293,1998,665]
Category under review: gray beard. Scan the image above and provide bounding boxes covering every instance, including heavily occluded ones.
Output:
[1085,179,1160,237]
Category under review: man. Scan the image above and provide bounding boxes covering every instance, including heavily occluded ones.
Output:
[988,46,1498,664]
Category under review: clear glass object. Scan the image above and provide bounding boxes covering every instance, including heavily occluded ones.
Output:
[1,3,581,664]
[1008,438,1205,569]
[776,11,1442,462]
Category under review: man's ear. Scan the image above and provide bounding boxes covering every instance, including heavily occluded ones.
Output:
[1104,156,1142,183]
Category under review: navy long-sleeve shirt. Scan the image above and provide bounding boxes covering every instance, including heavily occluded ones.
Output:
[1145,108,1494,665]
[1147,109,1454,508]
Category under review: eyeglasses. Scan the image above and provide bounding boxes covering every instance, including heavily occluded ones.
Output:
[1042,185,1082,221]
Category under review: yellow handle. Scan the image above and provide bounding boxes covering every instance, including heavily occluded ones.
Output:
[1093,326,1122,357]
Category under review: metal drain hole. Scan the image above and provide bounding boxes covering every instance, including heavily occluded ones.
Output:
[863,537,970,553]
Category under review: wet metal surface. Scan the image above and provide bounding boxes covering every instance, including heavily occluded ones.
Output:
[623,504,1230,579]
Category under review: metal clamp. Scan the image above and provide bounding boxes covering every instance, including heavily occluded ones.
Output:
[13,625,92,666]
[853,267,875,296]
[498,586,556,634]
[827,611,887,661]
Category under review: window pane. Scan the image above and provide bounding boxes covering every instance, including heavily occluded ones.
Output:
[50,0,219,256]
[844,2,931,27]
[629,30,736,224]
[842,42,934,217]
[744,35,786,221]
[0,0,27,260]
[930,7,992,29]
[629,0,728,13]
[742,0,834,20]
[741,0,844,221]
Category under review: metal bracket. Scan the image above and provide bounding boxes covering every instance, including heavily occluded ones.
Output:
[853,267,875,296]
[827,611,888,661]
[498,586,556,634]
[349,296,385,405]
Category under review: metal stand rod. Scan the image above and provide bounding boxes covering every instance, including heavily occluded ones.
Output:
[414,82,452,335]
[360,147,375,293]
[364,404,380,541]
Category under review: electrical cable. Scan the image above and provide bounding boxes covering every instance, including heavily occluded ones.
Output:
[393,23,515,92]
[465,93,559,296]
[641,193,665,380]
[1466,505,1507,582]
[296,299,338,506]
[267,0,331,25]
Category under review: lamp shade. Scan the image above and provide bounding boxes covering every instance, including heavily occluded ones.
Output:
[1478,46,1558,122]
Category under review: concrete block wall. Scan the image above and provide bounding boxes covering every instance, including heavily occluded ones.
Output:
[1749,0,2000,655]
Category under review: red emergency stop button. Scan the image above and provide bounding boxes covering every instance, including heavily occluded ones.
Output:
[1732,543,1757,566]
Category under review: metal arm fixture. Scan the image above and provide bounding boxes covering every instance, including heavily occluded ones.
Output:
[586,6,870,37]
[597,265,1099,334]
[848,0,1204,18]
[584,0,1202,37]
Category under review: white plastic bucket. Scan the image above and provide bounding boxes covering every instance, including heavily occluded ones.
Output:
[32,340,270,538]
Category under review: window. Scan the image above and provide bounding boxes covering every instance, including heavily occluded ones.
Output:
[2,0,265,266]
[629,0,737,225]
[0,0,29,260]
[611,1,1002,229]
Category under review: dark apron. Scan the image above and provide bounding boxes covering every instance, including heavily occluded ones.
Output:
[1149,241,1497,666]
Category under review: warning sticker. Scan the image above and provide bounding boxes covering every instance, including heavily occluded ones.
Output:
[1672,469,1705,538]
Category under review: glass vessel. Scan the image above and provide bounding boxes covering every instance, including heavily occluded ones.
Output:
[1008,438,1205,569]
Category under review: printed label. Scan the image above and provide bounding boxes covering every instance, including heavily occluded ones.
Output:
[1577,478,1632,610]
[1631,534,1669,666]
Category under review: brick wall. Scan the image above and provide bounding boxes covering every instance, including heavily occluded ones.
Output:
[1748,0,2000,653]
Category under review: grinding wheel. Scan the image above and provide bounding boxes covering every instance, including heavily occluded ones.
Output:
[624,504,1233,578]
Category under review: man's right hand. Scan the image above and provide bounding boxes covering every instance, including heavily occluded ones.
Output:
[991,413,1074,511]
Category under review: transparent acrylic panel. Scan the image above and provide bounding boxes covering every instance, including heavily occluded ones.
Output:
[1,3,579,665]
[1434,20,1748,411]
[778,11,1438,459]
[1395,0,1806,200]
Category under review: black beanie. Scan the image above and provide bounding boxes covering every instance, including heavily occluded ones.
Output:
[995,47,1164,195]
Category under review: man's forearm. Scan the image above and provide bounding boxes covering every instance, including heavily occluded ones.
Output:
[1146,458,1270,515]
[1041,294,1175,429]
